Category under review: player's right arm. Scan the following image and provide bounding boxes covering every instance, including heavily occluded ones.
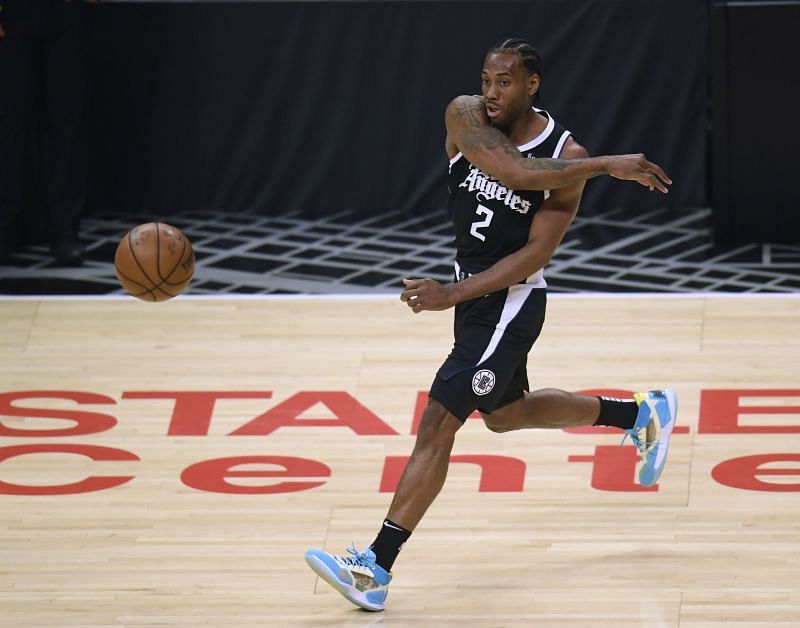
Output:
[445,95,671,193]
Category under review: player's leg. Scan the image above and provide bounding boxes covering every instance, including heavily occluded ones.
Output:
[304,290,497,613]
[482,388,601,432]
[385,398,463,530]
[305,399,463,612]
[306,286,540,611]
[479,354,616,432]
[483,387,678,487]
[482,387,674,434]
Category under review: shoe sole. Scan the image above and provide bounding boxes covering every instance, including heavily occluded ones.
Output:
[305,552,384,612]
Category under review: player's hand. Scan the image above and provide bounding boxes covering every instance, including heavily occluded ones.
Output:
[606,154,672,193]
[400,278,455,313]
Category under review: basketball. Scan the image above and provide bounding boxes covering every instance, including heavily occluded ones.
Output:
[114,223,195,301]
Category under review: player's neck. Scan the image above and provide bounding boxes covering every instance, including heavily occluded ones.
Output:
[505,109,548,147]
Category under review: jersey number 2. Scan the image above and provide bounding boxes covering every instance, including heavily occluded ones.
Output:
[470,204,494,242]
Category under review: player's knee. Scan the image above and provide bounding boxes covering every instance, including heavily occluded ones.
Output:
[481,411,514,433]
[417,399,462,442]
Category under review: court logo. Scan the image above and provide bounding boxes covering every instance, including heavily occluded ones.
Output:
[472,369,496,396]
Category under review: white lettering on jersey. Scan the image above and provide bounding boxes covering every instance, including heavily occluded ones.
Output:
[458,166,530,214]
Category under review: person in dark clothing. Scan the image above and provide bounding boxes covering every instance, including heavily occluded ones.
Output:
[0,0,95,265]
[304,37,677,613]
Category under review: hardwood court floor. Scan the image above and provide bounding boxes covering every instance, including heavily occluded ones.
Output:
[1,295,799,627]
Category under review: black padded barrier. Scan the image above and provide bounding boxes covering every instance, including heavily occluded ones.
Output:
[82,0,708,219]
[711,0,800,243]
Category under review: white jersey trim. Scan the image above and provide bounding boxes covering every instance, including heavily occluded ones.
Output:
[553,129,572,158]
[525,269,547,288]
[516,111,556,152]
[475,283,536,367]
[453,260,546,289]
[447,108,561,168]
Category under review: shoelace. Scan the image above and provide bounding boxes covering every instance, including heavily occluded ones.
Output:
[339,544,377,570]
[621,426,655,462]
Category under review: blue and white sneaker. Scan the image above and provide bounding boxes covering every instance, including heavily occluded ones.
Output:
[623,389,678,487]
[305,545,392,612]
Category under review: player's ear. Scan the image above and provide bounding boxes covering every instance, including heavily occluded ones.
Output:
[528,73,540,99]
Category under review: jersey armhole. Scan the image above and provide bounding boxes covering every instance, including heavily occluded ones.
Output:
[553,130,572,159]
[543,130,573,200]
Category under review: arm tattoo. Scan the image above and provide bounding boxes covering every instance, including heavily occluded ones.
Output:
[460,127,520,155]
[460,125,575,172]
[521,158,571,171]
[451,99,520,156]
[451,98,545,161]
[448,95,605,188]
[452,98,490,128]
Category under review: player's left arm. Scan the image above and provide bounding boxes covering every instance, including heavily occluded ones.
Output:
[401,138,588,313]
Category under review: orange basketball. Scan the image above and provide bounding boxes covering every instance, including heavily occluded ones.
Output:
[114,223,195,301]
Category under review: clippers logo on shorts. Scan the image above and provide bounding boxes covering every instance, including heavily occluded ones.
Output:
[472,369,496,396]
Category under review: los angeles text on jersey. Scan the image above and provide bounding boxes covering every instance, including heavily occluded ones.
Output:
[459,165,531,214]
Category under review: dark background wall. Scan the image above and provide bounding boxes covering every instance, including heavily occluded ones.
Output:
[711,0,800,243]
[86,0,709,219]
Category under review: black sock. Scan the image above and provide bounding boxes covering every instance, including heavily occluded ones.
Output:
[594,396,639,430]
[370,519,412,571]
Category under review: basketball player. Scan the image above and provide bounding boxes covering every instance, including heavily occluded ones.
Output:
[305,38,678,612]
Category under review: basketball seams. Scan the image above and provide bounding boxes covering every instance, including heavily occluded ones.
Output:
[155,222,163,280]
[127,230,160,288]
[163,249,193,287]
[155,223,193,287]
[155,286,178,300]
[115,233,157,302]
[161,230,188,285]
[116,222,194,301]
[114,268,156,301]
[114,266,151,294]
[132,225,187,293]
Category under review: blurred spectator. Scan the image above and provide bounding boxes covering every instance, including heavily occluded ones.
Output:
[0,0,96,265]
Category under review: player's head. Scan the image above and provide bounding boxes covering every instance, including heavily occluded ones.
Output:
[482,38,543,125]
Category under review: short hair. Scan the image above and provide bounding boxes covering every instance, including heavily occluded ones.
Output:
[488,38,543,104]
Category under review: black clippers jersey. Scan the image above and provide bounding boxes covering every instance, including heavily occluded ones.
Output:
[447,109,572,284]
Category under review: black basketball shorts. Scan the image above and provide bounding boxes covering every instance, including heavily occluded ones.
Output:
[429,284,547,421]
